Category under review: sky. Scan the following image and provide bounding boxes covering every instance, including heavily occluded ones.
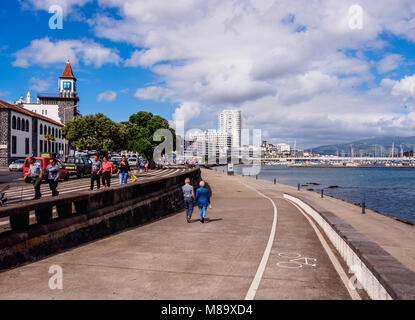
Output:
[1,0,415,148]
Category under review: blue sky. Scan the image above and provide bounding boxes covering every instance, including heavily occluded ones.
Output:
[1,1,415,148]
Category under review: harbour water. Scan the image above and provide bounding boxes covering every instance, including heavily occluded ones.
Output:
[214,165,415,224]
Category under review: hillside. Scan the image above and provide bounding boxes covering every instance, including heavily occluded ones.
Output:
[305,136,415,156]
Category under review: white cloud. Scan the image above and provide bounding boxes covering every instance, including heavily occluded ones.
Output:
[172,101,202,125]
[20,0,93,12]
[13,37,121,68]
[29,77,49,92]
[97,90,117,102]
[0,91,10,97]
[377,54,403,74]
[135,86,174,102]
[391,75,415,100]
[20,0,415,146]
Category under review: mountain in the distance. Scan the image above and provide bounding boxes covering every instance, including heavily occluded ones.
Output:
[305,136,415,156]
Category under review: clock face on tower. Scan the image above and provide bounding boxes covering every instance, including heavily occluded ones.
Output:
[62,81,72,90]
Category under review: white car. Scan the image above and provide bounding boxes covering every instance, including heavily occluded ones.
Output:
[9,159,25,171]
[128,157,138,167]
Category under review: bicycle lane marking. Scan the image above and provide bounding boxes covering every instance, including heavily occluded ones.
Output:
[240,181,278,300]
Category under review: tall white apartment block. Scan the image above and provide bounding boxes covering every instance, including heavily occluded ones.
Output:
[218,109,241,148]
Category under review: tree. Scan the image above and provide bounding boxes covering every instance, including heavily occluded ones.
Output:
[123,111,176,168]
[62,113,127,153]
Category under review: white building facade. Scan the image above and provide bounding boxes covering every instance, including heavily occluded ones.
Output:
[218,109,242,148]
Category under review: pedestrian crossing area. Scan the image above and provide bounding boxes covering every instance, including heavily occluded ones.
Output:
[3,168,184,205]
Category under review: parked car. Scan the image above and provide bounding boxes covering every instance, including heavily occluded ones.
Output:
[63,156,92,178]
[127,157,138,168]
[23,157,69,183]
[9,159,25,171]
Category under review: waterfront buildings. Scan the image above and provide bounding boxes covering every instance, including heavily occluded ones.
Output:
[218,109,241,148]
[0,100,65,166]
[0,61,80,166]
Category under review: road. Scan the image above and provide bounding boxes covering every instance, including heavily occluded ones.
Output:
[0,168,23,187]
[0,169,367,299]
[1,167,185,205]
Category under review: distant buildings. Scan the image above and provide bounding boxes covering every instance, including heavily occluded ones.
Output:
[219,109,241,148]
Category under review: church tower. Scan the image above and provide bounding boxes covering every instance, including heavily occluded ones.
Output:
[32,60,80,124]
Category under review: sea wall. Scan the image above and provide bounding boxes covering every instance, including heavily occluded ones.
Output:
[0,168,201,271]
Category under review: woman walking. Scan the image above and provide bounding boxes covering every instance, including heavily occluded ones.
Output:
[195,180,210,223]
[46,158,60,197]
[117,155,131,185]
[99,156,114,188]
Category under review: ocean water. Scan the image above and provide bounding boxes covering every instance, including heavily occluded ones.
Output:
[214,165,415,224]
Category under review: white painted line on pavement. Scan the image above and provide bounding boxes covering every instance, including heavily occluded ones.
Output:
[285,199,361,300]
[241,181,278,301]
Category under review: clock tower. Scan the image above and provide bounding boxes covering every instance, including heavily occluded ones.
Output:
[59,60,77,99]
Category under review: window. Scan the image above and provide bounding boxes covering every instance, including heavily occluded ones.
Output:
[52,127,55,137]
[12,116,16,129]
[40,140,43,153]
[48,126,51,135]
[12,136,16,154]
[17,117,20,130]
[45,110,47,115]
[40,124,43,135]
[44,141,47,152]
[22,119,25,131]
[25,138,29,155]
[26,120,29,132]
[59,130,61,139]
[44,125,46,134]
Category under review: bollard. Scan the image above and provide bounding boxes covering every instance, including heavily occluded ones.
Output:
[274,178,276,184]
[362,202,366,214]
[298,183,300,191]
[321,189,324,198]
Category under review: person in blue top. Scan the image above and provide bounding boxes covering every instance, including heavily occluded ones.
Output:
[195,180,210,223]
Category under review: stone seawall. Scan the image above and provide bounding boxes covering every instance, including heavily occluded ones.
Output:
[0,168,201,271]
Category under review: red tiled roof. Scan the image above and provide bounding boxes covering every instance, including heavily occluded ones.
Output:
[60,61,76,79]
[0,100,64,127]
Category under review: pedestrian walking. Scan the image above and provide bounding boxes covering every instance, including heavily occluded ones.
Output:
[195,180,210,223]
[24,157,43,200]
[45,158,60,197]
[182,178,195,223]
[90,155,102,190]
[99,156,113,188]
[116,155,131,185]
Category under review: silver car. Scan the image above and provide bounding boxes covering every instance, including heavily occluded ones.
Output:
[9,159,25,171]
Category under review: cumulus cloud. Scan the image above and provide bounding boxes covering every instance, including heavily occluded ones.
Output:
[29,77,50,92]
[377,54,403,74]
[135,86,174,102]
[97,90,117,102]
[13,37,121,68]
[172,101,202,125]
[391,75,415,100]
[20,0,93,12]
[20,0,415,146]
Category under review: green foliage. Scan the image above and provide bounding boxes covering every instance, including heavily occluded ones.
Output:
[44,133,55,142]
[123,111,176,167]
[62,113,127,153]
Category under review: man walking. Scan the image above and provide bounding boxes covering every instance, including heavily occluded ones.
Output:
[182,178,195,223]
[90,155,102,190]
[24,157,43,200]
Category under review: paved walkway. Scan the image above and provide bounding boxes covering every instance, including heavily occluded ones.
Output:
[0,169,358,299]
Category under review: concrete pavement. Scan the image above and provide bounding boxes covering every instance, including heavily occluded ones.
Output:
[0,169,358,299]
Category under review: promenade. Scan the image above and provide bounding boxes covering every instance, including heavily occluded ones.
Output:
[0,168,413,299]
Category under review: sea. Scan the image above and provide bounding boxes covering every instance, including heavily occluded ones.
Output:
[214,165,415,224]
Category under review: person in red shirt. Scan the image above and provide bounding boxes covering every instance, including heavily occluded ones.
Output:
[99,156,114,188]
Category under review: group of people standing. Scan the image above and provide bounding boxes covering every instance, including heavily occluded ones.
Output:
[25,155,136,200]
[90,155,132,190]
[182,178,211,223]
